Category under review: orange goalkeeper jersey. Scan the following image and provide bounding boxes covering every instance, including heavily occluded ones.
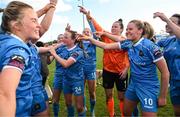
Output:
[91,18,129,73]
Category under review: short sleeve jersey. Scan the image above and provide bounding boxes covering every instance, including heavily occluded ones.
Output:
[28,42,43,90]
[82,21,97,65]
[119,38,163,85]
[157,36,180,80]
[0,34,34,116]
[55,44,69,75]
[65,45,84,81]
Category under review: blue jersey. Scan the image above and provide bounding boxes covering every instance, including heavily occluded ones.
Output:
[0,34,33,116]
[120,38,163,86]
[64,45,84,82]
[28,43,43,90]
[28,42,48,115]
[157,36,180,81]
[55,44,68,75]
[83,20,97,65]
[82,41,96,65]
[82,20,97,74]
[53,45,68,90]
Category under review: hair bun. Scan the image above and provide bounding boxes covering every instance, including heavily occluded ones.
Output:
[118,18,123,23]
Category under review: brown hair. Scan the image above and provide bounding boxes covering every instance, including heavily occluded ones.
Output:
[172,14,180,25]
[115,18,124,30]
[67,30,88,57]
[0,1,33,33]
[143,21,154,39]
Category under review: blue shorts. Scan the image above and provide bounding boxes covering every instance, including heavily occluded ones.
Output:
[53,73,64,90]
[31,88,47,115]
[125,82,159,112]
[16,92,33,116]
[63,80,84,96]
[84,70,96,80]
[83,64,96,80]
[170,80,180,105]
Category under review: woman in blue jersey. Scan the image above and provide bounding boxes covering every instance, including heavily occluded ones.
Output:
[0,1,41,116]
[82,27,97,116]
[77,19,170,116]
[49,30,86,116]
[29,0,57,116]
[154,12,180,116]
[52,34,66,117]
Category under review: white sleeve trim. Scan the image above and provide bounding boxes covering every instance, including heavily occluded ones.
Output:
[3,65,23,73]
[153,56,164,63]
[118,42,121,49]
[69,57,76,62]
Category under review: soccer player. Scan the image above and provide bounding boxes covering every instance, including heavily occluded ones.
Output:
[154,12,180,116]
[0,1,41,116]
[79,6,129,117]
[77,19,169,116]
[52,34,66,117]
[49,30,86,116]
[81,27,97,116]
[29,0,57,116]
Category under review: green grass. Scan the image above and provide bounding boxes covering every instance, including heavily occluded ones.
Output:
[47,48,174,116]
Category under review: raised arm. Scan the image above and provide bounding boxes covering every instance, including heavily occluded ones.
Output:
[79,6,103,32]
[77,34,120,50]
[49,47,75,68]
[95,31,125,42]
[36,3,54,18]
[79,6,92,21]
[155,58,169,107]
[154,12,180,38]
[38,42,62,53]
[39,0,58,37]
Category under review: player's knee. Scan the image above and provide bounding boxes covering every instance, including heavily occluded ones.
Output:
[76,105,84,113]
[89,93,96,99]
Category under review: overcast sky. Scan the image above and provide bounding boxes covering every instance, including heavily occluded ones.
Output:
[0,0,180,42]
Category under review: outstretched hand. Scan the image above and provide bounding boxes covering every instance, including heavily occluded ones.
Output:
[78,5,92,20]
[49,45,56,56]
[153,12,169,23]
[94,31,105,38]
[45,3,56,10]
[65,23,71,31]
[50,0,58,5]
[76,34,91,41]
[78,5,88,14]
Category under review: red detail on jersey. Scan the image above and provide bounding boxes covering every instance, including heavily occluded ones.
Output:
[8,55,25,70]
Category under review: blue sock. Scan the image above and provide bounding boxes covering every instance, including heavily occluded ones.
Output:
[78,109,86,117]
[67,105,75,117]
[53,103,59,117]
[90,99,96,115]
[132,106,139,117]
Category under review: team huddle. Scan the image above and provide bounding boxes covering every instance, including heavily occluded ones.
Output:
[0,0,180,117]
